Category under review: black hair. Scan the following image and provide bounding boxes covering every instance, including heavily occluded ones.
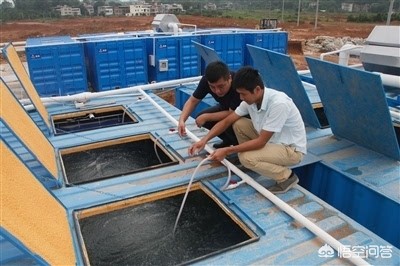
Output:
[232,66,264,93]
[204,61,230,83]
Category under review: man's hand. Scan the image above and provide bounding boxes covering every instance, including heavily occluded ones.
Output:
[195,114,208,128]
[188,139,206,156]
[208,148,229,161]
[178,121,186,137]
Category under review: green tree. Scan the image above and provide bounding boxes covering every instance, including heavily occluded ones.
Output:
[0,0,14,9]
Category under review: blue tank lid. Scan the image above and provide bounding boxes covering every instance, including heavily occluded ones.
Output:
[26,36,75,47]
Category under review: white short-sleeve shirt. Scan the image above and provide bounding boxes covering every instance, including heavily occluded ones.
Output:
[235,88,307,154]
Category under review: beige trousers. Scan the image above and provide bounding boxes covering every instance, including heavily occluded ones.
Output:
[233,118,303,182]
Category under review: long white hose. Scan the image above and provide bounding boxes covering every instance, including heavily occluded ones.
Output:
[173,157,209,234]
[172,156,232,235]
[138,88,371,266]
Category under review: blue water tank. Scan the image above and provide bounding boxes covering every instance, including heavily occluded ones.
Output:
[146,35,201,83]
[244,31,288,66]
[179,35,201,78]
[175,84,217,117]
[201,33,244,72]
[83,37,148,91]
[25,36,88,96]
[147,36,179,83]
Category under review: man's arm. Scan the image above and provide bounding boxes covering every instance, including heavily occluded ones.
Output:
[195,109,232,127]
[209,130,274,161]
[178,96,200,136]
[188,112,241,155]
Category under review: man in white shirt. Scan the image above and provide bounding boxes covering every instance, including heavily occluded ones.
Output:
[189,66,307,194]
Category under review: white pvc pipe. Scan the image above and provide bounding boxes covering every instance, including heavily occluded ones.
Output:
[320,44,363,64]
[299,66,398,89]
[20,76,202,106]
[338,43,363,65]
[390,109,400,121]
[168,22,179,35]
[374,72,400,89]
[177,23,197,33]
[137,88,371,266]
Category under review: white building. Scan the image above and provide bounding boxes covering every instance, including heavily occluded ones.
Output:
[126,4,151,16]
[341,2,370,12]
[98,6,114,16]
[341,3,354,12]
[204,3,217,10]
[161,3,184,14]
[83,3,94,15]
[56,5,81,16]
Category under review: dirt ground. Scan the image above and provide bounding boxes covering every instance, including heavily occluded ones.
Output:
[0,15,382,103]
[0,15,379,68]
[0,15,378,42]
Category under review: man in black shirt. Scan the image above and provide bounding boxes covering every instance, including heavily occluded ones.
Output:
[178,61,241,148]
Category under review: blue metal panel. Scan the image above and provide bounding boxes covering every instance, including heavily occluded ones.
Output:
[299,72,315,84]
[0,121,60,189]
[147,36,180,82]
[201,33,244,72]
[84,38,148,91]
[306,57,400,160]
[175,85,217,118]
[247,45,321,129]
[25,36,87,96]
[192,41,221,66]
[0,227,48,265]
[298,162,400,249]
[26,45,63,96]
[77,32,117,39]
[57,45,88,95]
[26,36,74,46]
[121,38,148,88]
[179,36,201,78]
[244,31,288,66]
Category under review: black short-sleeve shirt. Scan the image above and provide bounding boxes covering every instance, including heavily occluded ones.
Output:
[192,71,241,111]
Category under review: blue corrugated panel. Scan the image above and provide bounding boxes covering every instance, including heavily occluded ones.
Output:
[244,31,288,66]
[306,57,400,160]
[25,36,87,96]
[247,45,321,129]
[0,228,47,265]
[201,33,244,72]
[83,37,148,91]
[179,35,201,78]
[147,36,180,82]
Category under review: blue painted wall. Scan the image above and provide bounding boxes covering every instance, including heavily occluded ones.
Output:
[297,162,400,249]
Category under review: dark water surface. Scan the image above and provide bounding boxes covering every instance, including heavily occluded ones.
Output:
[79,190,252,266]
[54,110,136,135]
[62,139,175,185]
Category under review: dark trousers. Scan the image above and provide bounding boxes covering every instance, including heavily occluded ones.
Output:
[196,104,238,146]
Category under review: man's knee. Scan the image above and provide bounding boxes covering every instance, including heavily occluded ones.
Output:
[233,117,248,133]
[238,152,255,168]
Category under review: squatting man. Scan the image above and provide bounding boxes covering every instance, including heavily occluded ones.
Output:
[188,66,307,194]
[178,61,241,149]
